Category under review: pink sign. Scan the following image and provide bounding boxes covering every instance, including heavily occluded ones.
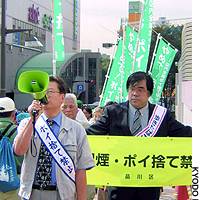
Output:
[28,4,40,24]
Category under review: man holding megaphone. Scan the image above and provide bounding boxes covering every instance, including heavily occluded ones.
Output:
[14,73,95,200]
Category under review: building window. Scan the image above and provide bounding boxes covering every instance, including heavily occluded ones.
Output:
[88,58,96,79]
[88,57,97,103]
[72,59,78,77]
[78,57,83,76]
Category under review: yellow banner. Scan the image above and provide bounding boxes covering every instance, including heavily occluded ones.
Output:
[87,136,192,187]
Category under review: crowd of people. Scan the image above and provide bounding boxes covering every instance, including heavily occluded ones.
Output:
[0,71,191,200]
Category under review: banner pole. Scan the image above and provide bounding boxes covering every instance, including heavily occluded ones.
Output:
[52,0,56,76]
[120,22,126,102]
[152,29,178,51]
[148,33,161,73]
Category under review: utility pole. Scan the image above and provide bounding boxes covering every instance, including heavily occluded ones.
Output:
[0,0,6,97]
[0,0,32,97]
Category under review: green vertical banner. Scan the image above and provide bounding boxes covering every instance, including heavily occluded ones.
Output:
[150,39,177,104]
[100,25,138,106]
[53,0,65,61]
[134,0,153,72]
[123,25,138,99]
[100,39,124,106]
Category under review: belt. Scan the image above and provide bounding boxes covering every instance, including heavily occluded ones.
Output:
[32,184,57,191]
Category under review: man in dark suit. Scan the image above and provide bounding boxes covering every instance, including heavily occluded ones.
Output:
[86,71,192,200]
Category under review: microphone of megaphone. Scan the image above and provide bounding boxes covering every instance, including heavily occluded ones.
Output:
[18,70,49,104]
[31,80,42,92]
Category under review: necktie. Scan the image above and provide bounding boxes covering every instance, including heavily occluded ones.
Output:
[34,119,54,189]
[131,109,142,135]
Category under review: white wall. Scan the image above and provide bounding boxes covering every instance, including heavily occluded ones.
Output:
[4,0,80,53]
[176,22,192,126]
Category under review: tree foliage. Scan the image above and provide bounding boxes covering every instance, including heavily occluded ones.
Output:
[148,24,183,112]
[100,54,111,84]
[148,24,183,69]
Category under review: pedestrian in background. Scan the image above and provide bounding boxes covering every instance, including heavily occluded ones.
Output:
[77,100,83,109]
[61,93,90,128]
[82,106,93,122]
[16,112,30,125]
[89,106,104,125]
[0,97,23,200]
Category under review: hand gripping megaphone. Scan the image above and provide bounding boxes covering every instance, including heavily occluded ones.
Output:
[18,70,49,104]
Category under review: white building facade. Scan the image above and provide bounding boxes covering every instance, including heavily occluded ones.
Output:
[3,0,80,52]
[176,22,192,126]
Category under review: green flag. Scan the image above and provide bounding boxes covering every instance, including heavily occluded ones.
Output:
[99,39,124,106]
[123,25,138,98]
[134,0,153,72]
[99,26,138,106]
[53,0,65,62]
[150,38,177,104]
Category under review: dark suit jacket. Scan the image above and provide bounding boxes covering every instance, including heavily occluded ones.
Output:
[86,101,191,200]
[86,101,192,137]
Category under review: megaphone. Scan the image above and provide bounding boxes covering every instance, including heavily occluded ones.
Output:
[18,70,49,104]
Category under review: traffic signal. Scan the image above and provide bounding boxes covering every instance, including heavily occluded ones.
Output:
[85,80,91,83]
[84,80,96,84]
[102,43,114,48]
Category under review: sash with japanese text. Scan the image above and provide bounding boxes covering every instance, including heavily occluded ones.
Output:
[87,136,192,187]
[135,104,167,137]
[35,115,75,183]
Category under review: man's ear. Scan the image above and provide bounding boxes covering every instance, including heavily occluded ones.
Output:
[61,94,65,103]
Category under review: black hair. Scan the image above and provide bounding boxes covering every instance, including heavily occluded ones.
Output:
[105,101,118,107]
[0,111,13,118]
[49,76,66,94]
[126,71,154,96]
[82,106,92,115]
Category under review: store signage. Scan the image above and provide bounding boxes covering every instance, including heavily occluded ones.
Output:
[77,84,84,93]
[28,4,40,24]
[42,14,52,31]
[53,0,65,61]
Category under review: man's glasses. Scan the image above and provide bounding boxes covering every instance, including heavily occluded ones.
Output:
[46,90,61,96]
